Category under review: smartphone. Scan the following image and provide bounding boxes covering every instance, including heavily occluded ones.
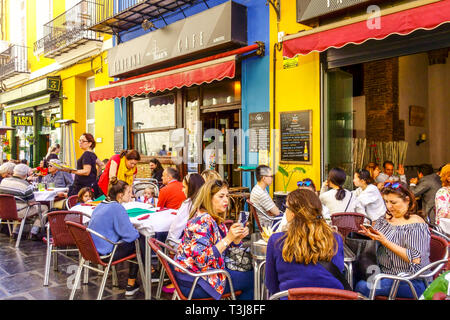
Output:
[239,211,250,226]
[362,223,376,232]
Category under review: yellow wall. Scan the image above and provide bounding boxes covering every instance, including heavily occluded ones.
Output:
[270,2,322,193]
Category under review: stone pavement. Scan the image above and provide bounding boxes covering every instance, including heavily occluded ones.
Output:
[0,231,172,300]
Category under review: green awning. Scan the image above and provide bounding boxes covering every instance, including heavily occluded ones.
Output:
[4,94,51,112]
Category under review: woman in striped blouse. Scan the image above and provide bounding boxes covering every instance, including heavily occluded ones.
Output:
[355,182,430,298]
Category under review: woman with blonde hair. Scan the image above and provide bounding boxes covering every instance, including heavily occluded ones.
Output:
[265,188,345,296]
[435,164,450,226]
[173,179,254,300]
[200,169,221,182]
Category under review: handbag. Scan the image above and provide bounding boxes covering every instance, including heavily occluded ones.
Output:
[224,245,253,272]
[318,261,352,291]
[345,232,379,281]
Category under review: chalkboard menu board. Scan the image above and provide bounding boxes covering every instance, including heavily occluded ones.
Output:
[249,112,270,152]
[280,110,312,163]
[114,126,124,154]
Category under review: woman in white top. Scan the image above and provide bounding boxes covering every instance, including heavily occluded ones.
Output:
[353,169,386,222]
[319,168,358,214]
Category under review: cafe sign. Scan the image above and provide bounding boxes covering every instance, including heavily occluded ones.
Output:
[13,115,33,127]
[108,1,247,78]
[297,0,378,23]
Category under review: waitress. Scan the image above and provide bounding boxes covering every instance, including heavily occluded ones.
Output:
[62,133,103,198]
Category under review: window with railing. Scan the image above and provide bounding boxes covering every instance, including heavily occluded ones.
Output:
[0,45,29,80]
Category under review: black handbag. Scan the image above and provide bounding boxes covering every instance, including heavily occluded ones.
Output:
[345,232,379,282]
[224,245,253,272]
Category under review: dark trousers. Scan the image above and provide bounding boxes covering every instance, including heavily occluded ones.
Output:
[106,235,146,279]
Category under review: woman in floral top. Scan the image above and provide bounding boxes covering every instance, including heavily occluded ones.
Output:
[435,164,450,226]
[173,179,254,300]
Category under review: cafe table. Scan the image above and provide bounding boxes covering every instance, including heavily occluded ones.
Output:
[250,232,357,300]
[70,200,178,300]
[33,187,68,209]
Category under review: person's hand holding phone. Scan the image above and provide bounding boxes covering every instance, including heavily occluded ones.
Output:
[359,224,387,244]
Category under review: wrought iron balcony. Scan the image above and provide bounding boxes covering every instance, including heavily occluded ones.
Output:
[0,44,29,81]
[34,0,102,59]
[88,0,204,35]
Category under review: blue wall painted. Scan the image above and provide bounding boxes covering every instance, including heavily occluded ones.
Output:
[114,0,270,188]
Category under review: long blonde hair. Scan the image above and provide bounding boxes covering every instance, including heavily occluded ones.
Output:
[280,189,337,264]
[189,179,228,224]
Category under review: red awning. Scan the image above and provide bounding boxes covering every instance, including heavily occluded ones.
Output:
[90,44,262,102]
[283,0,450,58]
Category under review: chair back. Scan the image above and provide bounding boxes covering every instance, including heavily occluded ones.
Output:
[0,194,19,220]
[47,211,83,247]
[148,237,188,300]
[430,234,449,263]
[65,221,105,266]
[66,195,79,209]
[288,287,361,300]
[330,212,366,238]
[246,200,262,231]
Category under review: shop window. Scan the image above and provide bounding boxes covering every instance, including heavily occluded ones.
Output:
[202,80,241,107]
[131,93,176,156]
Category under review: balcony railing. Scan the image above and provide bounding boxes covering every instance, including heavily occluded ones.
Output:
[88,0,204,34]
[0,44,29,81]
[34,0,102,59]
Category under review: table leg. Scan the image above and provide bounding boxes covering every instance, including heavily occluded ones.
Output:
[253,260,261,300]
[145,234,151,300]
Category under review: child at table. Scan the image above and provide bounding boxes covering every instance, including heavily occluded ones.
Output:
[139,186,155,206]
[77,187,95,205]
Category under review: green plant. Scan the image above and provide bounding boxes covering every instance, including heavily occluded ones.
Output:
[278,165,306,193]
[26,135,35,145]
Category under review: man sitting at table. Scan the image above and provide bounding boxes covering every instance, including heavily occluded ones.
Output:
[0,164,48,241]
[157,167,186,210]
[42,159,73,209]
[250,165,282,228]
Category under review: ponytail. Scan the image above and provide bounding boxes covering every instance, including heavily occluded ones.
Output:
[327,167,347,201]
[107,176,129,201]
[335,187,346,201]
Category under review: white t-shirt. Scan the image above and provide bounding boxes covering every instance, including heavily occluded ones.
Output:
[319,188,358,215]
[167,198,192,244]
[353,184,386,222]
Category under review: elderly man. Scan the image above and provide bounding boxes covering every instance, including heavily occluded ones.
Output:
[43,159,73,188]
[375,160,407,186]
[157,167,186,210]
[0,162,15,183]
[250,165,282,228]
[0,164,48,240]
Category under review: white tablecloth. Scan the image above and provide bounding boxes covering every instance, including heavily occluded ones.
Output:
[439,218,450,236]
[70,201,177,234]
[33,188,68,201]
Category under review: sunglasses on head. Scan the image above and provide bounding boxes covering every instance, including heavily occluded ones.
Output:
[384,182,401,189]
[297,180,312,187]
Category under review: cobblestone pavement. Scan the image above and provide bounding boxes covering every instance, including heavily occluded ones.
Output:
[0,231,172,300]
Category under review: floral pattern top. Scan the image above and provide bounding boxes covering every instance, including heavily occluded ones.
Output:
[435,187,450,225]
[174,211,228,296]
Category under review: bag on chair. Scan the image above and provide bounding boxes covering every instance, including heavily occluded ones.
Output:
[345,232,379,281]
[224,245,253,272]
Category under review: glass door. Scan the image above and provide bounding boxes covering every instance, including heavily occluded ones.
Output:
[324,68,354,189]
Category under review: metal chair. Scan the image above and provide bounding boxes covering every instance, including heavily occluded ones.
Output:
[149,237,242,300]
[0,194,44,248]
[155,238,179,300]
[246,200,282,232]
[369,234,450,300]
[65,195,78,209]
[330,212,367,238]
[269,287,367,300]
[43,210,90,286]
[65,221,146,300]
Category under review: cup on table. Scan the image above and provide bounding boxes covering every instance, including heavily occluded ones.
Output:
[38,183,45,191]
[47,182,55,190]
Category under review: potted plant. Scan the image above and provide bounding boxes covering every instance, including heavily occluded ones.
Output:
[274,165,306,211]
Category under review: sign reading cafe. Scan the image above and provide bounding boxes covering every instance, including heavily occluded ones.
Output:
[108,1,247,78]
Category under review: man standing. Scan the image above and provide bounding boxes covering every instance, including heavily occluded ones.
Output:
[157,167,186,210]
[250,165,282,227]
[410,165,443,224]
[375,160,407,185]
[0,164,48,240]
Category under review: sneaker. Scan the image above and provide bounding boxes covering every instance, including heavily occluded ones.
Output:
[125,283,140,296]
[30,233,42,241]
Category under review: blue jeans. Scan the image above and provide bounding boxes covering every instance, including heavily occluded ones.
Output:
[177,268,254,300]
[355,278,427,299]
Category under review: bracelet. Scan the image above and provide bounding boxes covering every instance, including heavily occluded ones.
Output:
[222,238,230,247]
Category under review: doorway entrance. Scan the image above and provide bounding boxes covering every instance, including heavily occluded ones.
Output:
[201,109,241,187]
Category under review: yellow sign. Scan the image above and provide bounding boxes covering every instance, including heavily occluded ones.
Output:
[13,116,33,126]
[258,149,269,166]
[48,77,61,91]
[283,56,298,69]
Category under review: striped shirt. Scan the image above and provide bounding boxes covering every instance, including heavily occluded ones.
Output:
[250,184,277,226]
[374,218,430,275]
[0,176,34,202]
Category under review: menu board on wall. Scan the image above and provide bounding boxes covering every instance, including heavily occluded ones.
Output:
[114,126,124,154]
[280,110,312,164]
[249,112,270,152]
